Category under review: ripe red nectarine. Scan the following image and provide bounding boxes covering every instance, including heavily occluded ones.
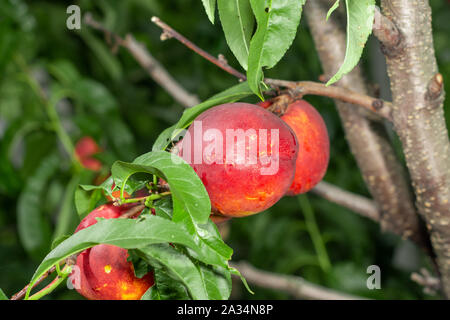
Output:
[179,103,298,217]
[280,100,329,195]
[70,204,153,300]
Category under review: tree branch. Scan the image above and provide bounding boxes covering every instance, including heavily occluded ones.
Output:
[84,13,200,108]
[151,16,246,81]
[304,0,428,249]
[231,261,366,300]
[151,16,391,120]
[311,181,380,222]
[10,266,57,300]
[379,0,450,298]
[266,79,392,121]
[372,6,403,57]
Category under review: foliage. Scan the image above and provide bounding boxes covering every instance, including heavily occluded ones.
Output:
[0,0,448,300]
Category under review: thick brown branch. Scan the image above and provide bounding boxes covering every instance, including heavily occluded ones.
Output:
[373,6,403,57]
[84,13,199,108]
[304,0,427,249]
[380,0,450,298]
[231,261,366,300]
[266,79,392,121]
[311,182,380,222]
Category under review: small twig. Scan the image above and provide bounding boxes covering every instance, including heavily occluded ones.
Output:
[311,181,380,222]
[265,79,393,121]
[10,266,57,300]
[84,13,199,108]
[119,204,146,219]
[411,268,441,295]
[151,16,246,81]
[231,261,366,300]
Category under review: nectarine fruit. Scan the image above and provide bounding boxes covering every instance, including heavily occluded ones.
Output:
[179,103,298,217]
[70,204,153,300]
[280,100,329,195]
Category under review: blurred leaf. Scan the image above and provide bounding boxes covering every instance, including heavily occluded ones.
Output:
[53,175,80,239]
[105,116,136,161]
[17,153,59,259]
[298,195,331,272]
[80,30,123,82]
[247,0,304,97]
[0,288,8,300]
[47,60,80,85]
[326,0,375,86]
[72,79,117,114]
[112,151,211,225]
[218,0,254,70]
[201,0,217,24]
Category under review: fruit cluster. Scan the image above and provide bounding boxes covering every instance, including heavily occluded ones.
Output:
[178,101,330,219]
[70,100,329,300]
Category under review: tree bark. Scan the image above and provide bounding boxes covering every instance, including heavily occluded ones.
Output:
[379,0,450,297]
[304,0,428,248]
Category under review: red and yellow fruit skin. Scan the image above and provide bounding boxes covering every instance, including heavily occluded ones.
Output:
[180,103,298,217]
[71,204,153,300]
[280,100,329,195]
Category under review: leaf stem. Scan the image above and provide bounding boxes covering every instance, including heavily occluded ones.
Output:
[120,192,171,205]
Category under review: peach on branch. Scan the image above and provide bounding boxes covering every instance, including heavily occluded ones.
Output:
[70,204,153,300]
[179,103,298,217]
[280,100,329,195]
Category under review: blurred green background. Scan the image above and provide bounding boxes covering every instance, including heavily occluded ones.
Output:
[0,0,449,300]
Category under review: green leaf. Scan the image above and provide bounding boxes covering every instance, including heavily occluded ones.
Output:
[326,0,340,21]
[112,151,211,225]
[152,124,177,151]
[326,0,375,86]
[0,289,8,300]
[138,244,230,300]
[218,0,255,70]
[51,234,71,250]
[127,250,153,279]
[247,0,304,97]
[17,153,59,259]
[141,268,191,300]
[201,0,217,24]
[153,197,173,220]
[26,215,227,298]
[195,263,232,300]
